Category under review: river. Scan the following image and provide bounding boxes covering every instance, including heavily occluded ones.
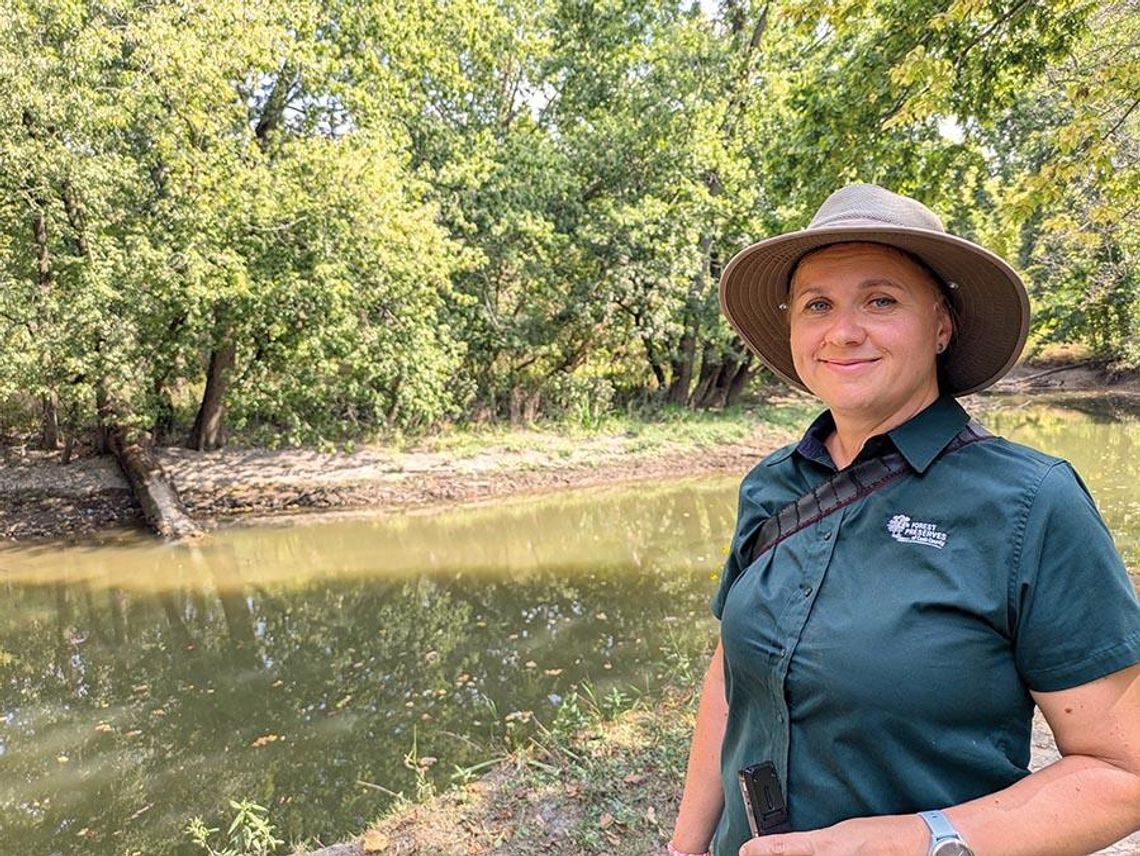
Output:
[0,394,1136,855]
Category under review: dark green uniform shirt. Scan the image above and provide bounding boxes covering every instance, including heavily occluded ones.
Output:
[711,395,1140,856]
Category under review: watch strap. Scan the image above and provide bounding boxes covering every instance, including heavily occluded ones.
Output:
[919,809,962,844]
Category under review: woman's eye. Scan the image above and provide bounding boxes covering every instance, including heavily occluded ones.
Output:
[869,296,897,308]
[805,299,830,312]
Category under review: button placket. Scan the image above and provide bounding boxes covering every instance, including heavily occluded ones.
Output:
[772,508,846,788]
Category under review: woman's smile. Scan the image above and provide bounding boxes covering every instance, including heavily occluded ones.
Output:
[818,356,881,369]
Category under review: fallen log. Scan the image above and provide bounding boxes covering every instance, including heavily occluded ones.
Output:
[108,426,201,539]
[996,359,1100,387]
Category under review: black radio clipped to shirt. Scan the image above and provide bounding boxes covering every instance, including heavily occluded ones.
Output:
[738,761,793,837]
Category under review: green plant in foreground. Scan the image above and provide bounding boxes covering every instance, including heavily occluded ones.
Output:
[403,725,437,803]
[550,690,592,740]
[186,800,283,856]
[580,680,639,721]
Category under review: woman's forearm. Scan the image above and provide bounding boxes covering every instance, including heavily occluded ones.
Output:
[741,754,1140,856]
[948,669,1140,856]
[672,639,729,854]
[945,753,1140,856]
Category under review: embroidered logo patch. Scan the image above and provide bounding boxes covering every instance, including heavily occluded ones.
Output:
[886,514,948,549]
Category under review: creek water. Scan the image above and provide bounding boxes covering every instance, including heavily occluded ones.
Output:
[1,395,1136,855]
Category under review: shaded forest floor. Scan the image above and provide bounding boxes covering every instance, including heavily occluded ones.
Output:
[1,362,1137,543]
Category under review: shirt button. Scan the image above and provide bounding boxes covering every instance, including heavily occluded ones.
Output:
[803,585,813,597]
[821,529,832,540]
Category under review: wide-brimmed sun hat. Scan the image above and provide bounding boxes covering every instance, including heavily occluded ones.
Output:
[719,183,1030,396]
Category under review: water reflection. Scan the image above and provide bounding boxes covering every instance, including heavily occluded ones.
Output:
[0,479,735,855]
[0,397,1136,855]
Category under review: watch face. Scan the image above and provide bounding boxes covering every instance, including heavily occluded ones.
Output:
[931,841,974,856]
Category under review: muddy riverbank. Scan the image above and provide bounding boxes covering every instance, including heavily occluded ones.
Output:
[0,412,796,542]
[2,363,1136,543]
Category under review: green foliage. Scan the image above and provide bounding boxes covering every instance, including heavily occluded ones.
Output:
[977,0,1139,364]
[402,727,438,803]
[550,690,593,740]
[0,0,1132,450]
[186,800,284,856]
[0,0,461,445]
[580,680,638,721]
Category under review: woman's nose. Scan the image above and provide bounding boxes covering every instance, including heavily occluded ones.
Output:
[822,306,867,347]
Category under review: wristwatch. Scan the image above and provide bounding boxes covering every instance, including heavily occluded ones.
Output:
[918,810,974,856]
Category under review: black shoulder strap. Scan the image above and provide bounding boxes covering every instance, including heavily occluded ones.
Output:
[745,420,993,565]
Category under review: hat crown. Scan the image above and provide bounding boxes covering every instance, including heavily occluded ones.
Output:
[808,183,945,233]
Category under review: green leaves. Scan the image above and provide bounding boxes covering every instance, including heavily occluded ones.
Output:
[0,0,1132,445]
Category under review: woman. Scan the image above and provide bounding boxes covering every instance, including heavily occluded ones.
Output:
[668,184,1140,856]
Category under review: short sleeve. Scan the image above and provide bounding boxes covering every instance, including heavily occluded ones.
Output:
[711,467,771,620]
[1012,462,1140,692]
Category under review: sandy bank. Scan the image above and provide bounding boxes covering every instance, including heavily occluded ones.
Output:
[0,416,796,542]
[2,363,1135,543]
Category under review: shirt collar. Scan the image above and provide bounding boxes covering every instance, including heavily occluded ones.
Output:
[887,394,971,473]
[771,394,970,474]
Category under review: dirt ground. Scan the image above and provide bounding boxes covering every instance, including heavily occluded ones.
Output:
[1,362,1136,543]
[0,417,794,542]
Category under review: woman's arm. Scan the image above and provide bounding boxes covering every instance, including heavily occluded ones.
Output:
[739,662,1140,856]
[671,639,730,854]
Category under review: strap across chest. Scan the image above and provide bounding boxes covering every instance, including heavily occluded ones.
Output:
[744,420,994,566]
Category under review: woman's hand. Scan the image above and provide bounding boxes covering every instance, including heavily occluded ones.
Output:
[738,815,927,856]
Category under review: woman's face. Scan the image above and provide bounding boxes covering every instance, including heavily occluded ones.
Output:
[788,242,952,425]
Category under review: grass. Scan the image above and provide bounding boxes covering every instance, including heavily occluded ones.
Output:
[341,625,720,856]
[354,677,707,856]
[400,397,819,460]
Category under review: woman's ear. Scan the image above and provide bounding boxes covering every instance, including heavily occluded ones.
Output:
[935,297,954,353]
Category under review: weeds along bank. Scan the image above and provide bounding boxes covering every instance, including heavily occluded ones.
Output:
[192,675,709,856]
[213,663,1140,856]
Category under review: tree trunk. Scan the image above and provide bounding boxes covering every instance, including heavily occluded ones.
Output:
[640,334,667,388]
[694,349,744,409]
[509,385,526,426]
[667,326,697,406]
[724,354,755,406]
[40,391,61,450]
[523,390,541,423]
[151,376,176,445]
[255,66,297,147]
[709,359,736,409]
[690,342,722,408]
[95,380,113,454]
[671,229,716,407]
[109,424,200,539]
[188,338,235,451]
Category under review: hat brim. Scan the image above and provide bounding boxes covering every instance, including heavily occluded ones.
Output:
[719,225,1030,396]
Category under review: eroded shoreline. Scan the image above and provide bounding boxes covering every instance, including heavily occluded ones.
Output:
[3,368,1137,544]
